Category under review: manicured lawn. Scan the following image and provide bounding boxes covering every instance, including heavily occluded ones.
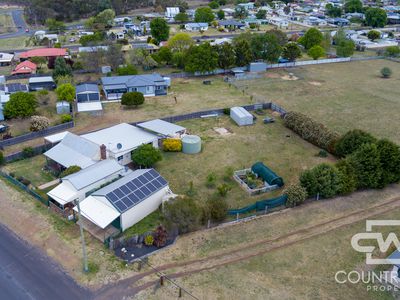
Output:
[234,59,400,143]
[156,114,334,209]
[2,155,55,187]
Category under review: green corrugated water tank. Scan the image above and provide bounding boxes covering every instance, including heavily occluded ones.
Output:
[182,135,201,154]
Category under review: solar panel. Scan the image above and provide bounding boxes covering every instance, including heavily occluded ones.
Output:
[120,185,130,195]
[104,169,168,213]
[114,200,127,211]
[114,188,124,198]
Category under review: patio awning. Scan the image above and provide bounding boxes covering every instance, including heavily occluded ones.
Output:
[44,131,69,144]
[47,182,78,206]
[74,196,120,229]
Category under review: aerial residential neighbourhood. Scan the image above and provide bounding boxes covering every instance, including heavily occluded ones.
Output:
[1,0,400,299]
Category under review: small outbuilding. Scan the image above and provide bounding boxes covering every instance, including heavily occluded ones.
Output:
[56,101,70,114]
[137,119,186,137]
[29,76,56,91]
[230,106,253,126]
[75,83,102,113]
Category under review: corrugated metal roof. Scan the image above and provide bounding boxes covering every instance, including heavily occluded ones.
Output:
[101,74,166,88]
[29,76,54,83]
[63,159,124,190]
[76,83,99,94]
[81,123,157,155]
[137,119,186,136]
[19,48,67,58]
[44,132,99,168]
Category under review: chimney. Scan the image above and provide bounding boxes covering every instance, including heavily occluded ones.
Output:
[100,144,107,160]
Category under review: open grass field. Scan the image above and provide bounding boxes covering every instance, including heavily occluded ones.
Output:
[135,185,400,300]
[157,114,334,209]
[234,59,400,143]
[0,35,27,50]
[0,12,15,34]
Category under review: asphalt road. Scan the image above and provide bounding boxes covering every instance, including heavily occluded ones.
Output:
[0,223,91,300]
[0,9,30,39]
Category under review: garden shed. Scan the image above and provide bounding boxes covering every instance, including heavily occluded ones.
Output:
[56,101,70,114]
[230,106,253,126]
[251,162,284,187]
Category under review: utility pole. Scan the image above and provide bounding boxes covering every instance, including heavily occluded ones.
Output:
[75,199,89,272]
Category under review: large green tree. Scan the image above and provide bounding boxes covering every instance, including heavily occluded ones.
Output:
[335,129,377,157]
[45,18,66,32]
[167,33,194,52]
[194,7,215,23]
[365,8,387,28]
[325,3,342,17]
[216,42,235,69]
[150,18,170,44]
[163,196,202,233]
[344,0,363,13]
[300,28,323,50]
[53,57,72,79]
[185,43,218,73]
[4,92,38,119]
[307,45,325,60]
[282,42,302,61]
[376,139,400,185]
[234,39,253,66]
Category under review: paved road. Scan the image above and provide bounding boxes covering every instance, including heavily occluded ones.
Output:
[0,9,30,39]
[0,223,91,300]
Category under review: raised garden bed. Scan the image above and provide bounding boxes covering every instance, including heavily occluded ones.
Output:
[233,168,279,195]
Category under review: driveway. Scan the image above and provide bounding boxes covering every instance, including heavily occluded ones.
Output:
[0,9,29,39]
[0,223,91,300]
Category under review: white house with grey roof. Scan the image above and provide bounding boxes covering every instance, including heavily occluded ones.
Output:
[81,123,159,165]
[44,132,100,170]
[101,73,168,100]
[75,169,171,240]
[47,159,126,211]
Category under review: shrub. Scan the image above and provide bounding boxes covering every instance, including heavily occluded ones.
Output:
[0,151,4,165]
[216,183,231,197]
[223,108,230,115]
[348,143,382,189]
[163,138,182,152]
[117,64,138,76]
[206,172,217,188]
[131,144,162,167]
[317,150,328,157]
[283,111,339,153]
[56,83,75,102]
[60,165,82,177]
[163,196,202,233]
[144,234,154,246]
[300,163,342,199]
[22,147,35,158]
[335,129,377,157]
[153,225,168,248]
[204,197,228,222]
[385,46,400,57]
[4,92,38,119]
[223,166,234,182]
[336,159,358,194]
[121,92,145,108]
[29,115,50,132]
[381,67,392,78]
[285,184,308,207]
[376,139,400,185]
[60,114,72,123]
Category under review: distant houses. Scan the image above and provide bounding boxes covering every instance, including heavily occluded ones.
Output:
[184,23,209,32]
[101,74,168,100]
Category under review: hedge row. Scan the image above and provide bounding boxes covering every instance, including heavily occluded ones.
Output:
[283,111,339,153]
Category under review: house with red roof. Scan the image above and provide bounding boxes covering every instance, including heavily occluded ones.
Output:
[11,60,37,75]
[18,48,67,60]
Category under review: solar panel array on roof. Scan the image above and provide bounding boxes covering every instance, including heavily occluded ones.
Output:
[105,169,168,213]
[6,83,28,93]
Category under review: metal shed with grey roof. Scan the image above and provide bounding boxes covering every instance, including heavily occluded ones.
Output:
[75,83,100,102]
[137,119,186,137]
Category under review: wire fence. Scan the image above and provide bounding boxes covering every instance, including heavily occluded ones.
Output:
[0,170,48,205]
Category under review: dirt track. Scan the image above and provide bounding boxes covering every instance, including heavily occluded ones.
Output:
[95,195,400,299]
